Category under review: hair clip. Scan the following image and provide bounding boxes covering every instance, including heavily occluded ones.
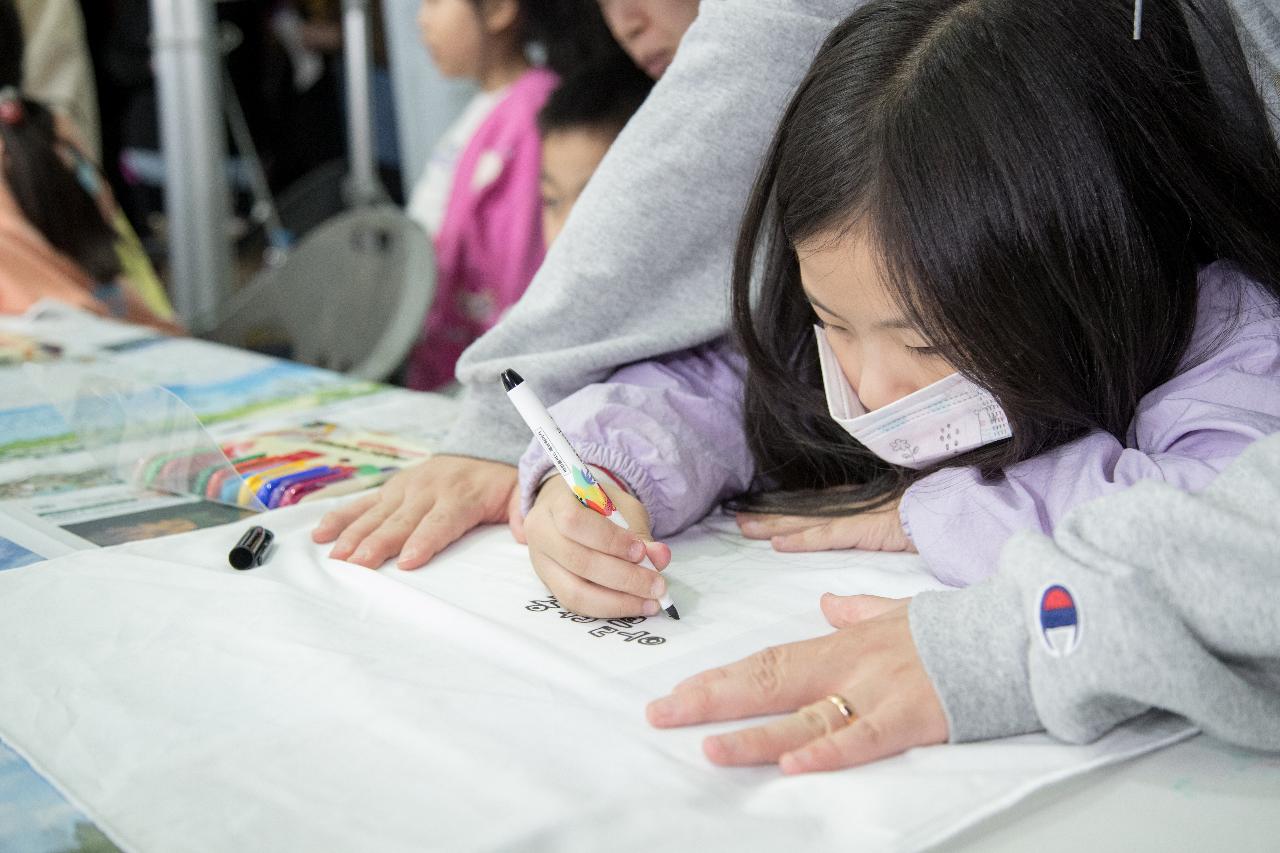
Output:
[0,86,23,126]
[1133,0,1144,40]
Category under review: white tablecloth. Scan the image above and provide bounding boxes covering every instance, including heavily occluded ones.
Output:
[0,500,1194,852]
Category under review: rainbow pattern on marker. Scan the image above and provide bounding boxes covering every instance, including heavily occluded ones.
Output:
[571,466,615,515]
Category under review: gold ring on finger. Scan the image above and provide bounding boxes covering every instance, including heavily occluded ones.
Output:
[826,694,857,725]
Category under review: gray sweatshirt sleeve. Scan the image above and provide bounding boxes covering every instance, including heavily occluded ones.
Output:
[909,432,1280,750]
[434,0,854,464]
[1228,0,1280,139]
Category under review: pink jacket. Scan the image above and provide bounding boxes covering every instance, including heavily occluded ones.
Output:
[406,68,558,390]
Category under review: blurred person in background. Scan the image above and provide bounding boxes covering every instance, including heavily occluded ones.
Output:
[537,54,652,247]
[402,0,627,390]
[15,0,100,161]
[0,0,180,331]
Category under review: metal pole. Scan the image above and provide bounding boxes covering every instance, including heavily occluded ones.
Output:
[151,0,231,331]
[342,0,383,206]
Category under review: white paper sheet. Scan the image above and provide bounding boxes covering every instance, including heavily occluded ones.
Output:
[0,505,93,564]
[0,501,1194,853]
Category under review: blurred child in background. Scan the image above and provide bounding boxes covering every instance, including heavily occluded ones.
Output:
[537,55,652,247]
[405,0,616,390]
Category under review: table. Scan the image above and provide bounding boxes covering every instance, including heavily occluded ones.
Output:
[1,305,1276,853]
[0,301,456,561]
[0,303,454,853]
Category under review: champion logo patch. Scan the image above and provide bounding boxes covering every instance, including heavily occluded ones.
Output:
[1038,584,1081,657]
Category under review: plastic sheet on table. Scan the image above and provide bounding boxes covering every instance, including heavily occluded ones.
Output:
[24,363,266,511]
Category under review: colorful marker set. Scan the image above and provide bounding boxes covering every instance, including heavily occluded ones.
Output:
[215,451,390,509]
[133,422,431,510]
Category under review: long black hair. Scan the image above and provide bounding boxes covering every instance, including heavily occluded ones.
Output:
[731,0,1280,516]
[0,0,121,284]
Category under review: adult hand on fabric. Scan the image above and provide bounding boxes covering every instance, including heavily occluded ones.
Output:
[647,594,947,773]
[524,477,671,618]
[312,455,518,569]
[736,499,915,553]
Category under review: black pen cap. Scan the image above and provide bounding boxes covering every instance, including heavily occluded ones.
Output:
[229,525,274,570]
[500,369,523,392]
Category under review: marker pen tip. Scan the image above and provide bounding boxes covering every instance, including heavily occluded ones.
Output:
[665,605,681,620]
[500,369,523,392]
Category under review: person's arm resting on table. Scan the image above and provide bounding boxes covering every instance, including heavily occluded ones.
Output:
[649,432,1280,772]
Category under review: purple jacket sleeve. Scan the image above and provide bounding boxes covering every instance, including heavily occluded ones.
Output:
[518,342,752,538]
[904,262,1280,587]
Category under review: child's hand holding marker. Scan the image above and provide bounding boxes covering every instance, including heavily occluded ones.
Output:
[503,369,680,620]
[525,473,673,619]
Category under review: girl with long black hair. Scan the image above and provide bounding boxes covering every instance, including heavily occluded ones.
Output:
[515,0,1280,618]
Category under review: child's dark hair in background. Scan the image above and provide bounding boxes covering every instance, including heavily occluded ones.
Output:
[537,54,653,138]
[0,0,120,284]
[731,0,1280,517]
[537,55,653,245]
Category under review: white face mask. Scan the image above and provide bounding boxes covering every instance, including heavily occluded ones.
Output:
[813,326,1012,469]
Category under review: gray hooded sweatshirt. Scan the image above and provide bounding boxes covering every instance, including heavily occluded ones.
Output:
[911,430,1280,750]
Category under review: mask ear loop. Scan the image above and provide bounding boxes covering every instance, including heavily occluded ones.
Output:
[1133,0,1144,40]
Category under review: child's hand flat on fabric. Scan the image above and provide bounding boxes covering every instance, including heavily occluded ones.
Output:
[735,499,916,553]
[524,478,671,618]
[314,455,518,569]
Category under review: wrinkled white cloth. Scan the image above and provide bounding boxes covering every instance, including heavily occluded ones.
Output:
[0,500,1193,853]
